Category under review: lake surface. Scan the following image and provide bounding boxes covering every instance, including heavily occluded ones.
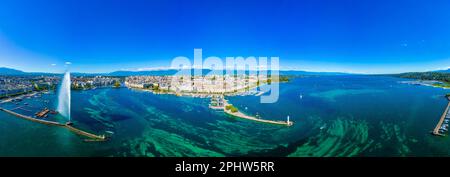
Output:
[1,75,449,156]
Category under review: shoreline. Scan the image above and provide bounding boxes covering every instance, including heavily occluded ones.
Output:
[0,91,41,104]
[399,80,450,90]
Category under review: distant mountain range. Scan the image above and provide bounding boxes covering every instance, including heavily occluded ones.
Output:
[434,68,450,73]
[0,67,61,76]
[6,67,449,76]
[0,67,353,76]
[108,70,351,76]
[107,70,179,76]
[3,66,450,76]
[0,67,26,75]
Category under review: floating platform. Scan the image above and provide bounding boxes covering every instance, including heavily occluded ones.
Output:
[36,108,50,118]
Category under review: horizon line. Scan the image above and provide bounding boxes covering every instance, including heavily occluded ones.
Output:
[1,66,449,75]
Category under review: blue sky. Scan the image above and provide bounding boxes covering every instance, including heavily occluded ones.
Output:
[1,0,450,74]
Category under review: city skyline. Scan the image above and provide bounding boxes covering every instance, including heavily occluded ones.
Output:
[1,0,450,74]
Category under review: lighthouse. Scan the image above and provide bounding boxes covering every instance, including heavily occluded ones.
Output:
[287,115,290,124]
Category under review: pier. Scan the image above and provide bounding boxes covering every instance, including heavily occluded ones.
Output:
[211,96,293,126]
[0,107,106,141]
[224,108,293,126]
[254,91,266,96]
[432,98,450,136]
[65,124,106,140]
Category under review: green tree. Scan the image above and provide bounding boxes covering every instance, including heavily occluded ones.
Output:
[152,84,160,91]
[114,80,121,88]
[230,107,238,113]
[225,105,238,113]
[34,84,41,91]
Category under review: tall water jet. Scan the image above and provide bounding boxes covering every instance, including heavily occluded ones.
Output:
[57,71,71,122]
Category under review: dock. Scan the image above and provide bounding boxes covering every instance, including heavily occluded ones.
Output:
[0,92,38,104]
[432,100,450,136]
[0,107,106,141]
[255,91,266,96]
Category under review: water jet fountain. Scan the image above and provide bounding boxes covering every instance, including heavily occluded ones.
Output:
[1,70,106,141]
[57,71,71,124]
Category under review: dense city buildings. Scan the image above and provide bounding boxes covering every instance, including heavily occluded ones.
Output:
[0,75,121,98]
[72,76,121,90]
[125,75,267,96]
[0,76,59,98]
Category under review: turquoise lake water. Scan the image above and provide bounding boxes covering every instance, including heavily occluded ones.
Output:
[1,75,449,156]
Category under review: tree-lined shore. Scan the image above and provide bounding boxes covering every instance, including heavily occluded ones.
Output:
[393,72,450,89]
[395,72,450,82]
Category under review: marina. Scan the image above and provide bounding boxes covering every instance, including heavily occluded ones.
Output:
[431,96,450,136]
[0,72,107,142]
[0,106,106,141]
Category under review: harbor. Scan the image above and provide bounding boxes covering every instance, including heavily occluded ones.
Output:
[0,72,109,142]
[0,106,106,141]
[2,73,450,156]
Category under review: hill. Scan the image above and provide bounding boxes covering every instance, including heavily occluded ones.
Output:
[0,67,26,75]
[0,67,352,77]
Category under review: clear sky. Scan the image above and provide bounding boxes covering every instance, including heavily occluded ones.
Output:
[1,0,450,74]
